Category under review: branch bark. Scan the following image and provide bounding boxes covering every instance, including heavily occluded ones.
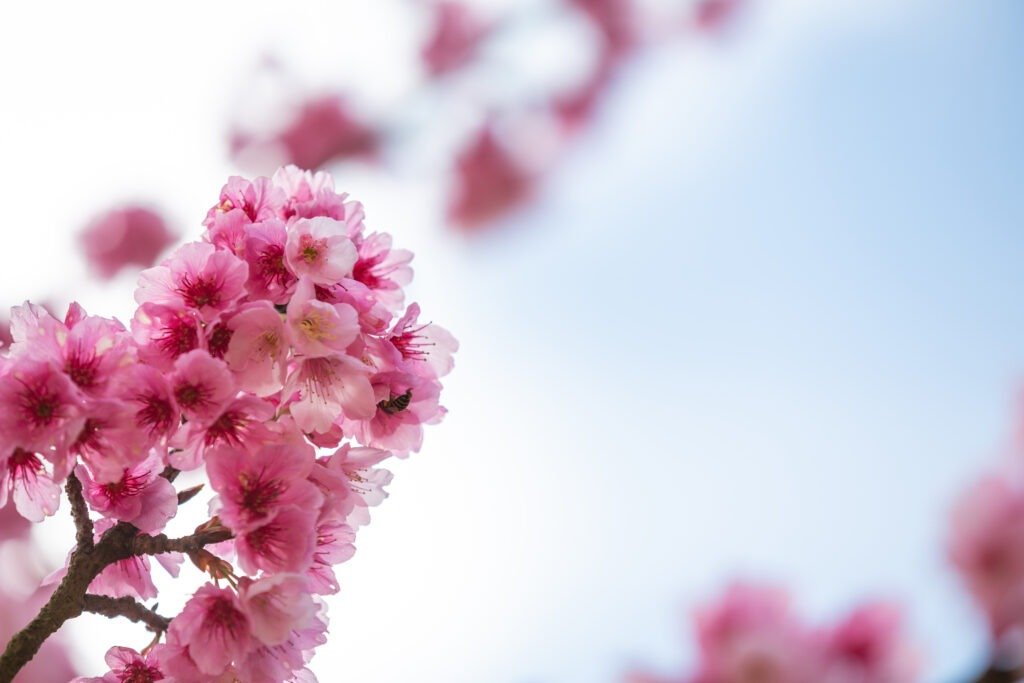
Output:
[65,472,93,551]
[82,594,171,634]
[0,507,232,682]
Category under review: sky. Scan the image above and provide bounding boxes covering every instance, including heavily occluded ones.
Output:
[1,1,1023,681]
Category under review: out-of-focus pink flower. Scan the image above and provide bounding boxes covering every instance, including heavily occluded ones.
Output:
[693,582,819,683]
[820,602,920,683]
[949,473,1024,637]
[448,125,535,229]
[569,0,639,58]
[693,0,744,33]
[79,205,178,280]
[233,96,379,171]
[421,1,490,77]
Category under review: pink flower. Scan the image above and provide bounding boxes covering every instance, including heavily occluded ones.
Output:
[821,602,920,683]
[166,584,254,676]
[69,398,151,484]
[285,356,376,434]
[286,278,361,358]
[310,443,393,525]
[243,220,297,304]
[238,573,317,646]
[109,364,181,443]
[0,448,61,522]
[347,371,443,456]
[132,302,203,371]
[206,175,285,234]
[207,441,323,534]
[448,125,534,229]
[306,519,357,594]
[285,217,358,285]
[170,394,276,471]
[235,504,319,575]
[71,645,166,683]
[0,357,83,458]
[382,302,458,378]
[949,473,1024,637]
[169,350,236,425]
[76,451,177,532]
[421,1,490,77]
[351,231,413,313]
[224,301,288,396]
[79,205,178,280]
[694,0,745,33]
[136,242,248,321]
[9,302,135,397]
[273,165,359,222]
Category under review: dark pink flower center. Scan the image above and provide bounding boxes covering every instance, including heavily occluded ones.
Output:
[177,274,222,309]
[299,234,327,264]
[118,660,164,682]
[136,393,173,436]
[238,471,284,517]
[205,411,246,447]
[155,317,198,359]
[392,326,432,361]
[102,469,148,504]
[72,418,105,453]
[207,323,233,360]
[256,244,293,288]
[8,449,43,482]
[17,380,63,427]
[174,382,208,410]
[65,346,100,388]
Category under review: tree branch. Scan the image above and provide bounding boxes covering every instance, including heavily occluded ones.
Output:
[82,594,170,634]
[0,512,233,682]
[132,527,233,556]
[64,473,93,551]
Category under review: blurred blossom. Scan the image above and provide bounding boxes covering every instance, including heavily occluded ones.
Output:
[421,1,491,78]
[448,124,536,229]
[628,582,919,683]
[948,470,1024,641]
[0,315,11,350]
[692,0,745,33]
[227,0,740,234]
[79,205,178,279]
[569,0,640,58]
[231,95,379,172]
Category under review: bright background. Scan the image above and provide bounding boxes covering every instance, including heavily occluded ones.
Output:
[1,0,1023,681]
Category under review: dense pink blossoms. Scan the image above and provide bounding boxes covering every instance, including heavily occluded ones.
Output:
[0,166,456,682]
[629,582,919,683]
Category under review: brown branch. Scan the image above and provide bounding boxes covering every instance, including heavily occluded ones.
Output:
[64,472,93,551]
[0,514,230,682]
[970,664,1024,683]
[132,527,233,556]
[82,594,170,634]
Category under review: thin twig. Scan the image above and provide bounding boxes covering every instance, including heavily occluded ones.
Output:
[82,595,171,634]
[132,527,233,556]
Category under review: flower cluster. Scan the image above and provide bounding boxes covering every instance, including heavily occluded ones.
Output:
[0,166,455,682]
[628,583,920,683]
